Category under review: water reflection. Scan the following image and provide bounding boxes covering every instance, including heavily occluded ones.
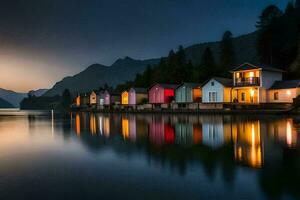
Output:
[69,113,300,199]
[1,113,300,199]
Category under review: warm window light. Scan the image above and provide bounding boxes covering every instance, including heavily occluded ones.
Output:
[250,89,254,97]
[249,71,254,77]
[286,90,291,96]
[236,72,240,78]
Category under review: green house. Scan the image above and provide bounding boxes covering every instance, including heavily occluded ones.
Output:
[175,83,202,103]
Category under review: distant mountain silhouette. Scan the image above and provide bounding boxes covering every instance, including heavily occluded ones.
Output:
[45,31,258,96]
[29,89,49,97]
[44,57,159,96]
[0,97,15,108]
[0,88,27,107]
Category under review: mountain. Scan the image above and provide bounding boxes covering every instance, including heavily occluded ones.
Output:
[0,88,27,107]
[0,97,14,108]
[185,31,259,65]
[45,31,258,96]
[44,57,159,96]
[29,89,48,97]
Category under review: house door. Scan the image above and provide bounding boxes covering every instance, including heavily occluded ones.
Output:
[209,92,217,102]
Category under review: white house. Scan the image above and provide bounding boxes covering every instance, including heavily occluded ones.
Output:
[202,77,232,103]
[268,80,300,103]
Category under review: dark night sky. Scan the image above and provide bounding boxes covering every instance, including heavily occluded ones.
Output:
[0,0,288,92]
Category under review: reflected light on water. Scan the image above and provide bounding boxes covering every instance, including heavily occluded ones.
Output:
[75,113,81,136]
[122,117,129,140]
[286,119,292,147]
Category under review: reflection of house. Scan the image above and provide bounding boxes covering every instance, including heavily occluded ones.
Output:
[201,115,232,148]
[202,77,232,103]
[232,120,263,168]
[268,80,300,103]
[267,118,298,148]
[128,88,148,105]
[148,83,178,104]
[175,83,202,104]
[98,116,110,137]
[175,123,194,145]
[231,63,284,104]
[122,116,129,139]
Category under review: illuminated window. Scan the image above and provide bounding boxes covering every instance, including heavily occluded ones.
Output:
[274,92,279,100]
[236,72,240,78]
[249,71,254,77]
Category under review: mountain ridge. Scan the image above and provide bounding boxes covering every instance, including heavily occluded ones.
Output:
[44,31,258,96]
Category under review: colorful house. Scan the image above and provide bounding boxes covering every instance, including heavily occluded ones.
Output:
[110,92,121,105]
[202,77,232,103]
[121,90,129,105]
[99,90,110,106]
[175,82,202,103]
[80,93,90,106]
[148,83,178,104]
[89,91,97,107]
[128,87,148,105]
[268,80,300,103]
[231,63,284,103]
[75,94,80,107]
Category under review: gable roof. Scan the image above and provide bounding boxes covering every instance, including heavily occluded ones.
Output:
[270,80,300,90]
[177,82,202,89]
[231,63,285,73]
[149,83,178,90]
[129,87,148,93]
[202,77,233,87]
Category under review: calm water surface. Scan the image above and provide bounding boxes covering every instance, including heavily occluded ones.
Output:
[0,111,300,200]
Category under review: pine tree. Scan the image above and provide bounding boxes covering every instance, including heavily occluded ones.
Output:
[290,36,300,78]
[285,1,295,15]
[199,47,216,81]
[61,89,71,110]
[220,31,235,76]
[256,5,282,29]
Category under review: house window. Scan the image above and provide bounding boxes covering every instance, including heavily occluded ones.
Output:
[211,81,214,86]
[209,92,217,102]
[274,92,279,100]
[241,92,246,101]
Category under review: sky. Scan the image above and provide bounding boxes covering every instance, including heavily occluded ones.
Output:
[0,0,288,92]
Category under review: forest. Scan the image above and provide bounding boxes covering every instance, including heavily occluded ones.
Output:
[115,0,300,92]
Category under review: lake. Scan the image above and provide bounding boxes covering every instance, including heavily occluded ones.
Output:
[0,111,299,200]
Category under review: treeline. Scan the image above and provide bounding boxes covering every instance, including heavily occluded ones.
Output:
[116,31,235,92]
[116,1,300,91]
[256,0,300,78]
[20,89,72,111]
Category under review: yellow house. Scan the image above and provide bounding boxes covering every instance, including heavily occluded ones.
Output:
[121,91,129,105]
[231,63,284,104]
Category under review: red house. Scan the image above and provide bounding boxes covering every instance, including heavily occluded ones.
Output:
[148,83,178,104]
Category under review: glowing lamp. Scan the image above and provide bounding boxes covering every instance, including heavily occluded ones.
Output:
[286,90,291,96]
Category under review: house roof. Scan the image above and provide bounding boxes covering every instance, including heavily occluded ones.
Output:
[149,83,178,90]
[130,87,148,93]
[202,77,233,87]
[231,63,285,73]
[177,82,202,89]
[270,80,300,90]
